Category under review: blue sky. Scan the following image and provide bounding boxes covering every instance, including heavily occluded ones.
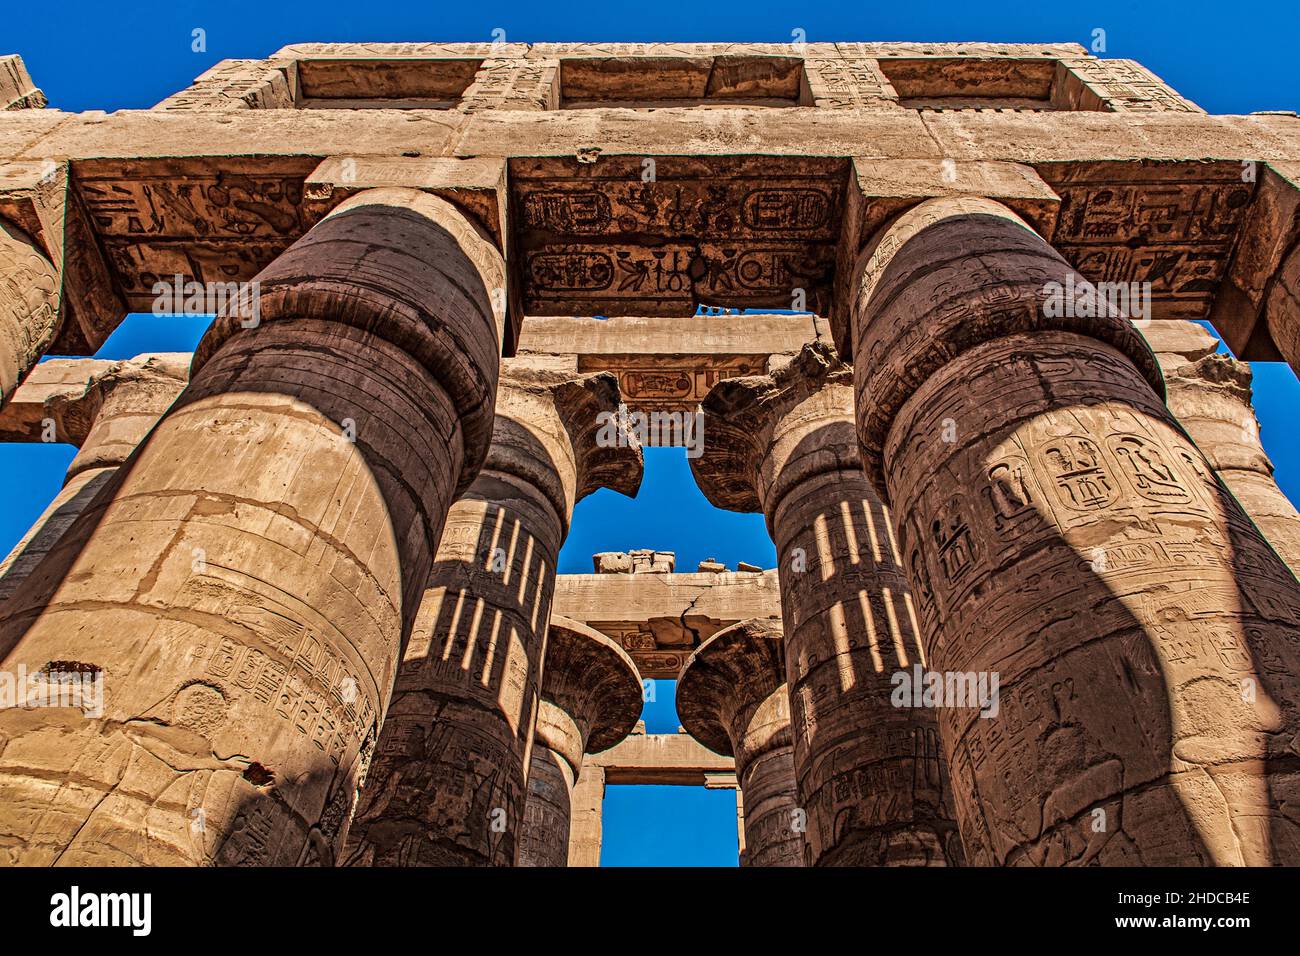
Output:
[2,0,1298,866]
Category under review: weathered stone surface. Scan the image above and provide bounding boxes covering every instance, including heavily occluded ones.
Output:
[0,353,188,602]
[852,196,1300,865]
[677,617,802,867]
[519,615,642,867]
[693,341,962,866]
[0,188,504,865]
[343,365,642,866]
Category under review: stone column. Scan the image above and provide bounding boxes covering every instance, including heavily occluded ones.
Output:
[692,344,961,866]
[1157,346,1300,577]
[0,354,189,602]
[567,761,605,866]
[1265,243,1300,377]
[343,366,642,866]
[0,217,59,406]
[0,188,506,865]
[850,196,1300,865]
[677,617,804,867]
[518,615,642,867]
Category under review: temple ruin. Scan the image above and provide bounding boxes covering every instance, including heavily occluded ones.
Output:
[1,41,1300,866]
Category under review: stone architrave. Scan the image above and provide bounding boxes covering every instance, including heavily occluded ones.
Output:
[677,617,803,867]
[692,343,962,866]
[0,216,58,406]
[0,187,506,865]
[851,196,1300,866]
[518,615,643,867]
[342,365,642,866]
[0,353,189,602]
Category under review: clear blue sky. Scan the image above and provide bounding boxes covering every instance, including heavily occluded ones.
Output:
[2,0,1297,866]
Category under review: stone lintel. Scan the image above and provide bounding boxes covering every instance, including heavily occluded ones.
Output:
[583,729,735,786]
[552,568,782,679]
[1211,161,1300,359]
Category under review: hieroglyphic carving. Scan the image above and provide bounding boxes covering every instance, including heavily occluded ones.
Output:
[75,161,314,307]
[459,59,559,111]
[802,58,899,108]
[1060,58,1203,113]
[155,60,296,111]
[513,157,846,315]
[1044,165,1253,320]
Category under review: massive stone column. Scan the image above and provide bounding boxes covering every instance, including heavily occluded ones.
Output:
[343,365,642,866]
[1146,326,1300,576]
[0,354,189,602]
[0,188,506,865]
[677,618,803,867]
[0,217,59,406]
[850,196,1300,865]
[692,344,961,866]
[518,615,642,867]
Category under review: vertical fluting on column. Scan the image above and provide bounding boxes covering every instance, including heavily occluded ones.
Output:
[343,366,642,866]
[850,196,1300,865]
[0,218,58,407]
[678,618,803,867]
[0,188,506,865]
[518,615,642,867]
[1160,351,1300,576]
[691,343,961,866]
[0,354,189,602]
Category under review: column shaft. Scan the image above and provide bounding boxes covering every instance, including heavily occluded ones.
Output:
[693,345,962,866]
[0,189,503,865]
[343,371,641,866]
[852,197,1300,866]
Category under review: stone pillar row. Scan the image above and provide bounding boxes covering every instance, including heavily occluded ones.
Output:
[849,196,1300,865]
[518,615,643,867]
[0,188,507,865]
[677,617,804,867]
[342,362,643,866]
[692,345,962,866]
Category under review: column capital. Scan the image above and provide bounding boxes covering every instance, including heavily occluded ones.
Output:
[477,365,643,538]
[677,617,787,764]
[850,195,1164,498]
[192,187,506,495]
[539,615,643,777]
[691,341,857,525]
[57,354,190,478]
